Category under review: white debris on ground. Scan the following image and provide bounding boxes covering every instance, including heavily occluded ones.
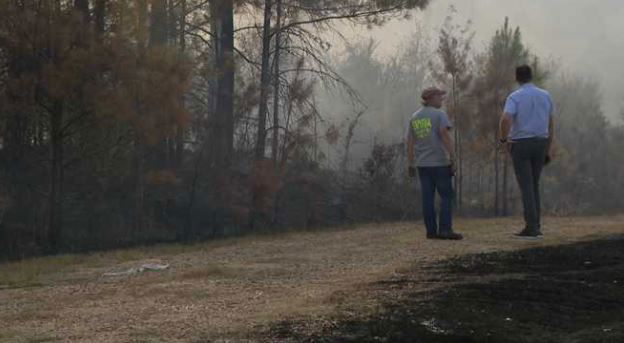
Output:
[420,318,448,334]
[102,263,170,277]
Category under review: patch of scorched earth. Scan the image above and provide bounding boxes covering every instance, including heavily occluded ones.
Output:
[0,216,622,342]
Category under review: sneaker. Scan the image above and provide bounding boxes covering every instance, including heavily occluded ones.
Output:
[437,232,463,240]
[514,229,543,240]
[426,233,439,239]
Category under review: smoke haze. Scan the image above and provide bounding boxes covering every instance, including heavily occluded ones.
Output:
[344,0,624,120]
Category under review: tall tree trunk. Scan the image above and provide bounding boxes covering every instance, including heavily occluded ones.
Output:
[451,75,462,212]
[150,0,168,46]
[134,0,148,237]
[134,139,145,236]
[207,0,235,232]
[137,0,148,49]
[74,0,90,47]
[74,0,89,18]
[458,135,464,210]
[278,90,295,169]
[177,0,190,239]
[149,0,170,166]
[47,0,92,253]
[271,0,282,164]
[94,0,106,34]
[493,131,500,216]
[211,0,235,168]
[269,0,283,226]
[342,111,364,177]
[478,164,483,210]
[167,0,176,44]
[166,0,177,167]
[502,153,509,216]
[254,0,273,160]
[184,143,205,241]
[250,0,273,230]
[175,0,187,168]
[48,100,64,253]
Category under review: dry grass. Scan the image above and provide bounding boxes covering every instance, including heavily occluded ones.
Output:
[0,236,261,288]
[0,216,623,342]
[0,254,90,289]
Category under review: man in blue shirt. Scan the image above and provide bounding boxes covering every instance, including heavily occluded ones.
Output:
[499,65,555,238]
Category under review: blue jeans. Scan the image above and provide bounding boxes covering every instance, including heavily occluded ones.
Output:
[418,166,454,235]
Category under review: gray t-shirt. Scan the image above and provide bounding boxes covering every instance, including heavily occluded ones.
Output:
[405,106,452,167]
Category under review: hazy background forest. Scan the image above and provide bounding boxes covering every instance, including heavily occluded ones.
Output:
[1,0,623,260]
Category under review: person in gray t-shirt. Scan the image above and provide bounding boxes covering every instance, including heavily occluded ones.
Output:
[406,104,453,167]
[406,87,463,240]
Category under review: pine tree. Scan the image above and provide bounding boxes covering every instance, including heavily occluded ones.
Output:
[431,8,474,212]
[472,17,539,216]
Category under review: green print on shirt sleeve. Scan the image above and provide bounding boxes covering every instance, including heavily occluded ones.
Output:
[411,118,432,139]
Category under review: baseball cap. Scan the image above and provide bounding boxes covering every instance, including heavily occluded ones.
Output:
[421,87,447,100]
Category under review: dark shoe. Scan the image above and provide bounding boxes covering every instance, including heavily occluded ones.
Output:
[426,233,439,239]
[514,229,543,240]
[437,232,463,240]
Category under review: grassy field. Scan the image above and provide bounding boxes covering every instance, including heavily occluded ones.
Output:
[0,216,623,342]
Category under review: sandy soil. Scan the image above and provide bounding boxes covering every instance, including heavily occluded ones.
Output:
[1,216,623,342]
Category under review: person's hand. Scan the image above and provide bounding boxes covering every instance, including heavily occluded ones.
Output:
[548,145,557,161]
[497,140,512,154]
[505,141,513,154]
[497,139,511,154]
[545,145,556,165]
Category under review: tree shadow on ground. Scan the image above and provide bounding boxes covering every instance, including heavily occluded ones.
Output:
[267,235,624,342]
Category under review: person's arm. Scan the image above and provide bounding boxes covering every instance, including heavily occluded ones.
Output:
[438,126,456,175]
[438,112,455,161]
[547,115,555,157]
[407,129,415,167]
[546,95,556,159]
[500,95,517,151]
[438,125,455,161]
[499,113,513,142]
[405,121,417,176]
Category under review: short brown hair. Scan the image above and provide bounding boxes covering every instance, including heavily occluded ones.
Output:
[516,65,533,83]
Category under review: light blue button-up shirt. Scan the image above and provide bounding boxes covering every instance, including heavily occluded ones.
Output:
[503,83,554,140]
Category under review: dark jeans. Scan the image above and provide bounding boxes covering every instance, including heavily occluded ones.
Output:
[418,166,454,235]
[510,138,549,232]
